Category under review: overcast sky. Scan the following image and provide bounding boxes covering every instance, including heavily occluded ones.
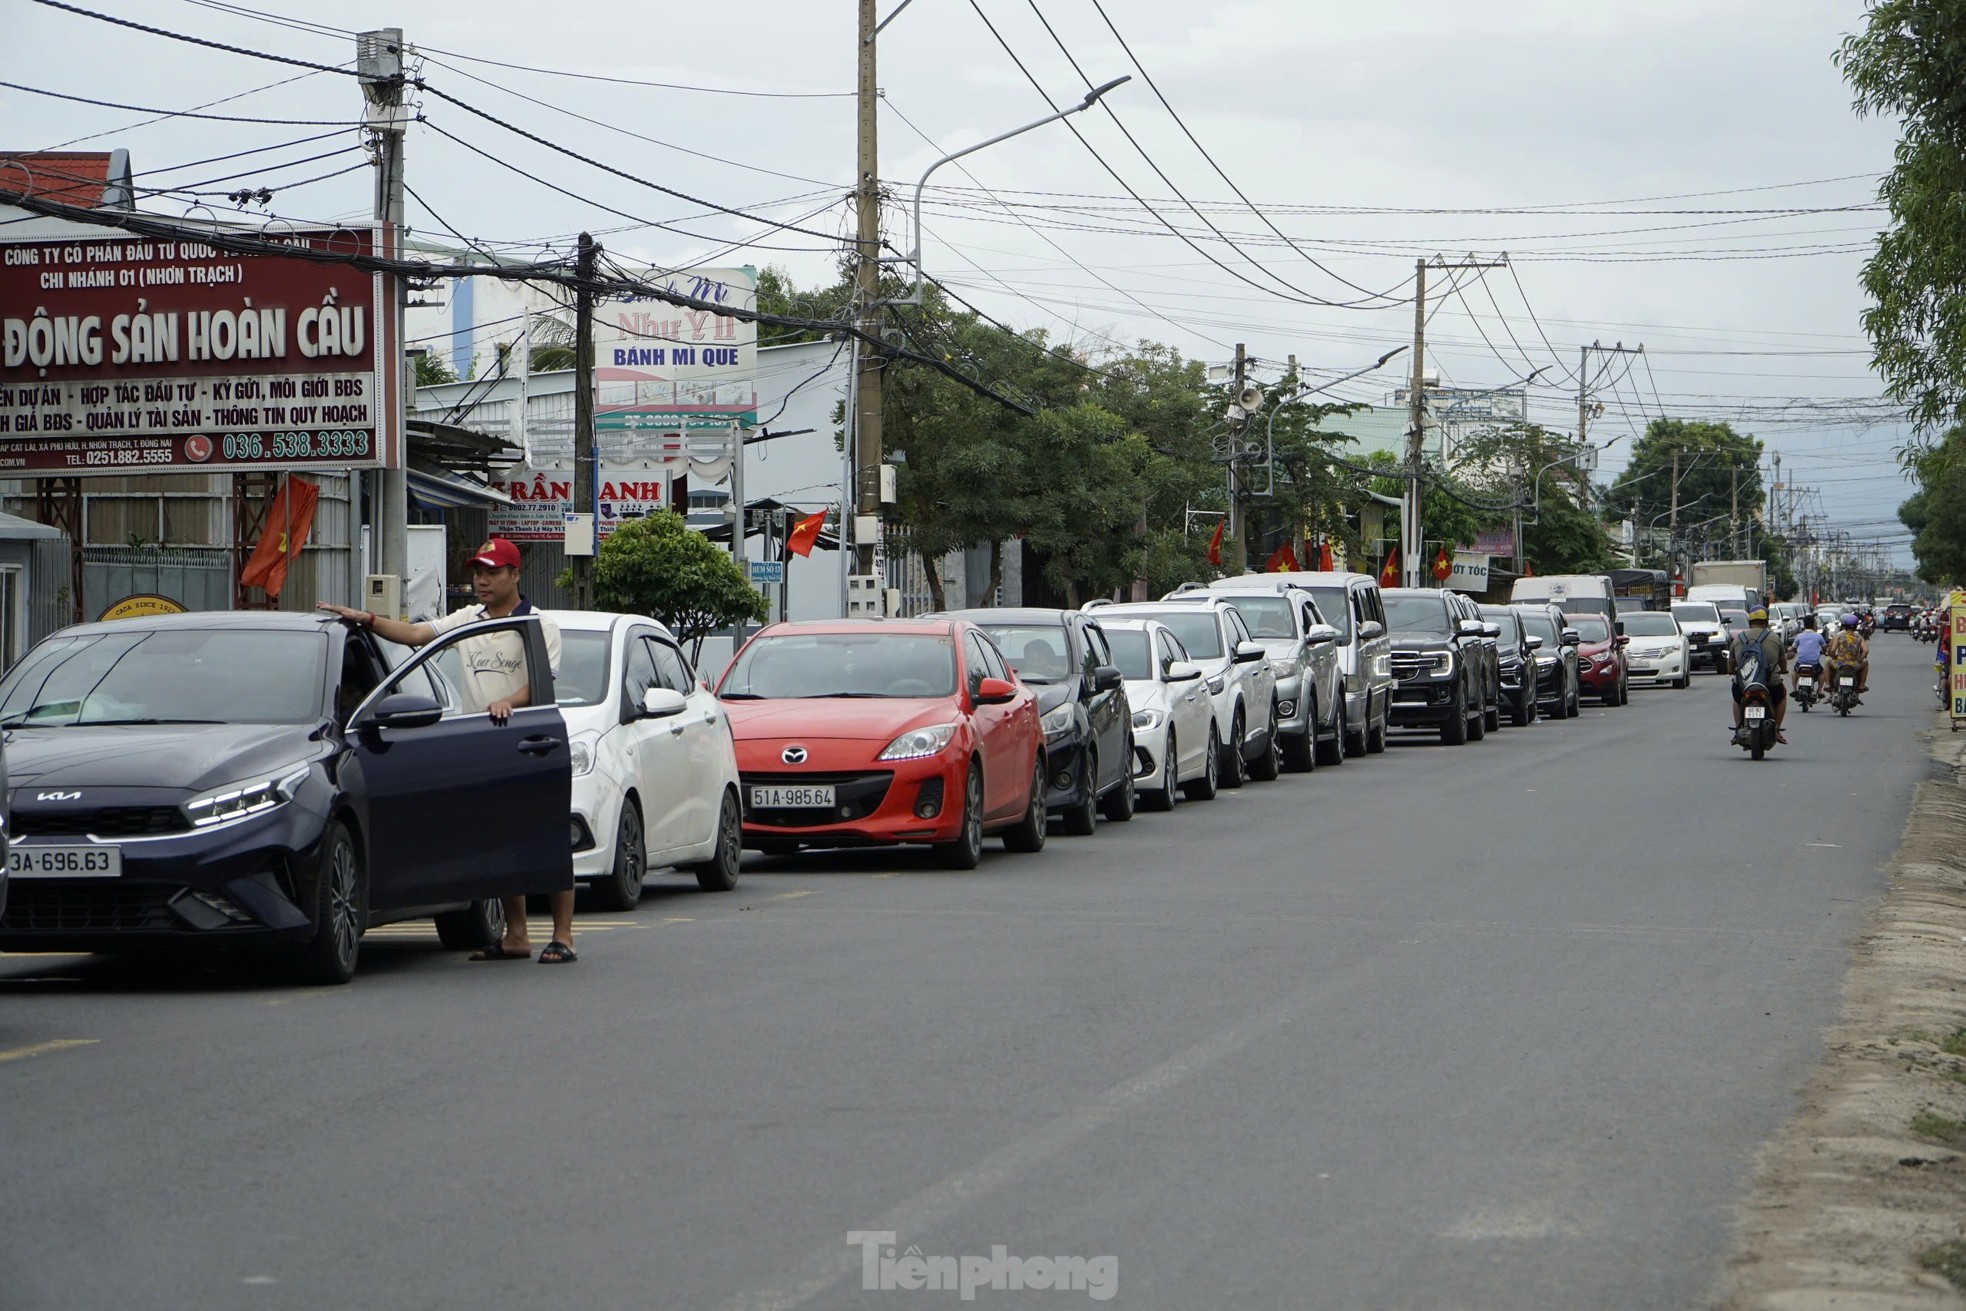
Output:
[2,0,1913,561]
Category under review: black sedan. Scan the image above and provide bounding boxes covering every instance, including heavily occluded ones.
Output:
[0,610,572,982]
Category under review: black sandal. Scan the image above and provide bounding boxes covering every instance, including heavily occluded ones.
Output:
[537,941,578,964]
[469,943,530,961]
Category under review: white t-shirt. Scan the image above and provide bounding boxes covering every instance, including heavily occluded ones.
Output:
[429,600,562,714]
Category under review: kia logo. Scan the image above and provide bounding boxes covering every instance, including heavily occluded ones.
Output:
[781,746,808,765]
[36,791,81,802]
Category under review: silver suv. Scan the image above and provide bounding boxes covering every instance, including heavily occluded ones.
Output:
[1164,583,1345,771]
[1211,571,1394,756]
[1086,597,1280,788]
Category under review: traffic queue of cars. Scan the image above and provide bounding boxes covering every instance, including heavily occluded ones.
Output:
[0,570,1732,983]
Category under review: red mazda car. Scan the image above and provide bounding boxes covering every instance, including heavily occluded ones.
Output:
[1568,612,1631,706]
[717,620,1048,868]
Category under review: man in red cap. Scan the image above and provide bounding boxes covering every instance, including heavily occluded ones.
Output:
[319,537,576,962]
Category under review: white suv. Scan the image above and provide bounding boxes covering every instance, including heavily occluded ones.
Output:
[1085,598,1278,788]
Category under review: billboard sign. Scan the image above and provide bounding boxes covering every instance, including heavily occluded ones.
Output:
[487,465,673,543]
[0,226,395,474]
[593,266,756,448]
[1951,594,1966,724]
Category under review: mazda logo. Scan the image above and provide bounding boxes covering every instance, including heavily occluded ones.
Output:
[781,746,808,765]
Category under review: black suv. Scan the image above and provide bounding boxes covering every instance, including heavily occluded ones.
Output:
[1446,589,1502,732]
[1883,603,1912,632]
[1381,588,1492,745]
[939,608,1134,835]
[1480,604,1538,726]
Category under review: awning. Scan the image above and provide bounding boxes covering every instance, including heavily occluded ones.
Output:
[408,468,512,511]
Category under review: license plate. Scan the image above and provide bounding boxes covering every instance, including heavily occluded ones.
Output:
[9,844,122,878]
[1744,706,1767,721]
[1839,676,1855,687]
[750,785,836,809]
[1798,678,1813,689]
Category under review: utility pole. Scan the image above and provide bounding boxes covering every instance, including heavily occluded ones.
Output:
[1226,341,1248,565]
[359,27,408,612]
[1577,343,1590,454]
[1403,261,1427,587]
[1729,462,1739,557]
[849,0,884,612]
[570,232,598,610]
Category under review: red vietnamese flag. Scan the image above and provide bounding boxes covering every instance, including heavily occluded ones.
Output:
[1207,518,1224,566]
[1318,540,1334,571]
[1432,546,1453,582]
[1266,541,1299,573]
[1524,560,1534,578]
[1379,547,1398,587]
[238,475,319,598]
[785,508,829,557]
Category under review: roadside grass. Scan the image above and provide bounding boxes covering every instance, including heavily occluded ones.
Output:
[1918,1241,1966,1291]
[1909,1110,1966,1148]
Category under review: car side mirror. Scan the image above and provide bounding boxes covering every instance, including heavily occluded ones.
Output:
[1561,629,1583,647]
[1456,619,1485,637]
[1482,624,1501,639]
[1306,624,1339,646]
[1358,620,1385,641]
[1233,641,1266,664]
[370,692,443,730]
[1615,620,1626,636]
[1525,635,1545,651]
[974,676,1018,705]
[1615,635,1630,648]
[1093,664,1124,694]
[640,686,687,720]
[1165,661,1202,682]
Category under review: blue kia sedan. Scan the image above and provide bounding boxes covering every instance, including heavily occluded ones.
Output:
[0,610,571,982]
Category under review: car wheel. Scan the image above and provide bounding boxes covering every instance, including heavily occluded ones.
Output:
[1247,704,1282,781]
[1002,757,1048,853]
[1143,731,1178,812]
[435,896,505,952]
[1099,749,1137,822]
[1062,750,1099,836]
[1565,677,1580,718]
[1484,696,1500,732]
[588,800,646,912]
[935,764,985,869]
[1366,702,1388,753]
[1219,711,1247,789]
[689,787,743,892]
[1183,725,1221,801]
[1315,700,1344,767]
[1440,686,1469,745]
[295,819,364,985]
[1283,702,1317,773]
[1512,688,1534,728]
[1675,671,1691,690]
[1468,692,1487,740]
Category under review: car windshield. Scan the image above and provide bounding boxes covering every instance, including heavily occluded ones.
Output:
[980,625,1071,683]
[1383,595,1453,637]
[1673,603,1720,624]
[0,628,327,726]
[1128,611,1222,659]
[1569,615,1613,642]
[1621,612,1678,637]
[1301,587,1353,641]
[1102,628,1155,681]
[1721,609,1750,627]
[552,630,611,707]
[720,632,956,698]
[1218,596,1295,639]
[1518,611,1558,643]
[1482,611,1520,643]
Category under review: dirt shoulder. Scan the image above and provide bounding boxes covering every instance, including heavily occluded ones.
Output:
[1721,717,1966,1309]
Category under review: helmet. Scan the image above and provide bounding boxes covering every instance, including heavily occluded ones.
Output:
[1842,613,1860,628]
[1748,608,1768,623]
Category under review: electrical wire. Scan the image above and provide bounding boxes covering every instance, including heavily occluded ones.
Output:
[4,80,365,127]
[31,0,363,76]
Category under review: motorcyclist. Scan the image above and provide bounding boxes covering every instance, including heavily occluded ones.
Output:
[1789,613,1826,697]
[1825,612,1870,697]
[1730,608,1788,744]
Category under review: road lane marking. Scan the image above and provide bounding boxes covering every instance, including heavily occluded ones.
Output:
[1808,842,1842,848]
[763,890,817,901]
[726,974,1353,1311]
[0,1038,97,1064]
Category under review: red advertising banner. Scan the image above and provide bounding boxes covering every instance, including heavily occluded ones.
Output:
[0,226,396,474]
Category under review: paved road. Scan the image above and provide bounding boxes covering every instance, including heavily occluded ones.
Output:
[0,635,1939,1310]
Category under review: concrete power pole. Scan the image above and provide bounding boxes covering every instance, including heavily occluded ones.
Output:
[359,28,408,612]
[571,232,597,610]
[1403,261,1427,587]
[1226,342,1248,564]
[849,0,884,612]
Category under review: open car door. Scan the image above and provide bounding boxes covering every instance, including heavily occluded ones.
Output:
[345,615,572,911]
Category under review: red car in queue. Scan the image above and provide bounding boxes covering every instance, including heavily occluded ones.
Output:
[716,620,1049,869]
[1568,611,1631,706]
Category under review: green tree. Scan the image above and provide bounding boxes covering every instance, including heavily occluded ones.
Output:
[1606,419,1763,552]
[1899,434,1966,583]
[1366,451,1499,574]
[1454,423,1614,574]
[412,350,457,388]
[580,512,768,658]
[1838,5,1966,437]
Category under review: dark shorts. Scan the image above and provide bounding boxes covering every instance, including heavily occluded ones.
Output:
[1731,680,1787,705]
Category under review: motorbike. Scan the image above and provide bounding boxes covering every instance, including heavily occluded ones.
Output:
[1828,665,1861,716]
[1793,662,1821,713]
[1858,613,1877,639]
[1734,646,1780,760]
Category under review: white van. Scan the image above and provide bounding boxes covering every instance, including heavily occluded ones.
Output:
[1685,583,1757,614]
[1509,575,1617,625]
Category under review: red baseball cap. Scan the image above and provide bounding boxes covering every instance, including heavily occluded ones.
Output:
[468,538,521,570]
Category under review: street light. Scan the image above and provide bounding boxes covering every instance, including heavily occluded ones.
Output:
[884,76,1131,305]
[1531,433,1623,517]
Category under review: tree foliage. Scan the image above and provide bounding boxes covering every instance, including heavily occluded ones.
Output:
[1838,3,1966,437]
[1898,434,1966,583]
[583,511,768,657]
[412,351,457,388]
[1453,423,1615,574]
[1605,418,1764,543]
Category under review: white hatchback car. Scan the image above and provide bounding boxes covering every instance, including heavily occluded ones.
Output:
[1097,618,1218,808]
[547,611,744,910]
[1617,609,1690,689]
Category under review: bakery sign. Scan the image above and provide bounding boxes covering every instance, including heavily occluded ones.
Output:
[0,225,397,474]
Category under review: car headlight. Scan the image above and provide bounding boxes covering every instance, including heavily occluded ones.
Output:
[1205,673,1226,695]
[182,763,311,829]
[1429,651,1455,676]
[878,722,959,761]
[1039,704,1075,739]
[569,733,599,777]
[1132,708,1163,730]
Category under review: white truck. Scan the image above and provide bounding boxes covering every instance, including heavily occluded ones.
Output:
[1688,560,1767,607]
